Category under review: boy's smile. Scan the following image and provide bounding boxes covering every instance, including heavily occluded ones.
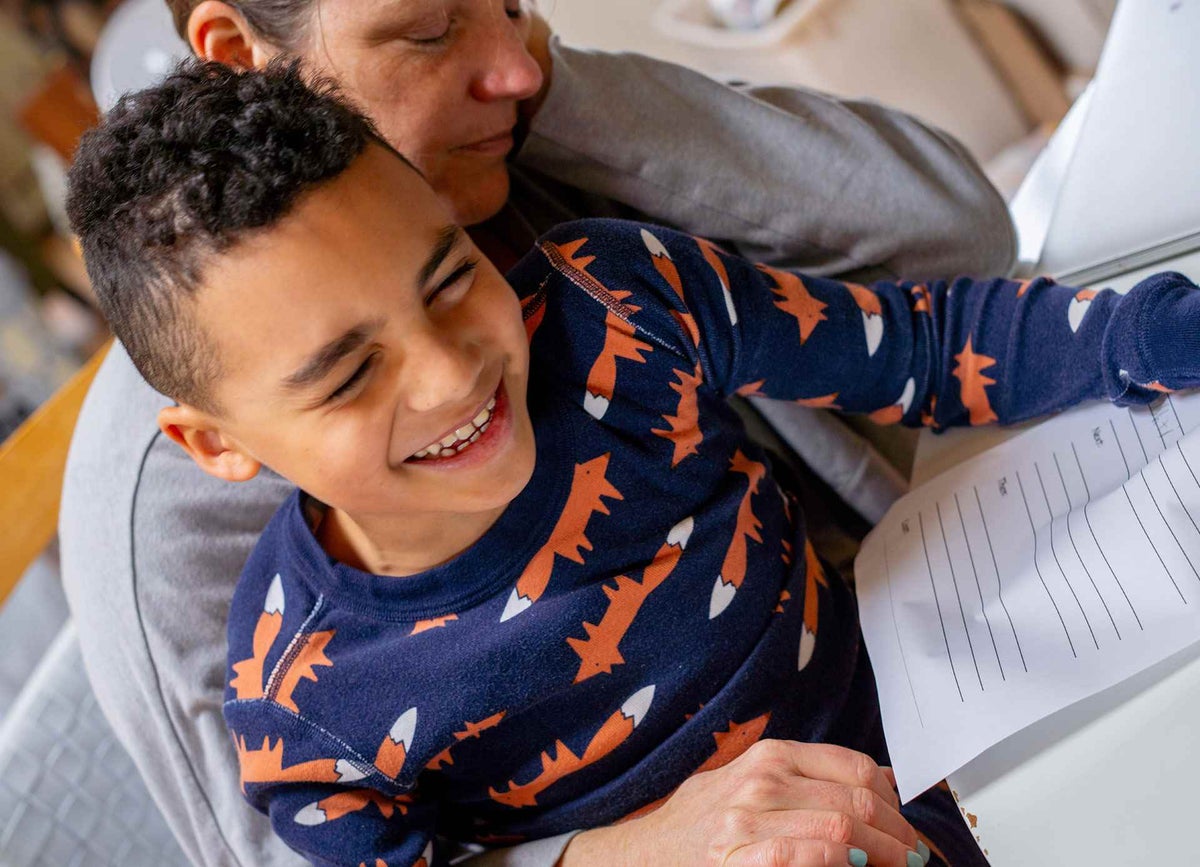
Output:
[161,143,537,574]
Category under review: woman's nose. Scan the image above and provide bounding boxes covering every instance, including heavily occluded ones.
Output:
[469,10,544,103]
[400,329,485,414]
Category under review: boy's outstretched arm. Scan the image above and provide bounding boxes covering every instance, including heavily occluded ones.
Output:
[531,220,1200,431]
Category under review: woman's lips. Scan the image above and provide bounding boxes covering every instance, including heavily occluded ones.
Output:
[457,131,514,156]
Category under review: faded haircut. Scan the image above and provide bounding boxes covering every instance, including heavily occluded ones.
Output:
[66,59,402,413]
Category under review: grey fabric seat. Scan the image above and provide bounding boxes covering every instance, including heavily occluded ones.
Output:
[0,623,187,866]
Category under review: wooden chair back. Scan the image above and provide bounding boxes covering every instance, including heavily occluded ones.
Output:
[0,341,110,607]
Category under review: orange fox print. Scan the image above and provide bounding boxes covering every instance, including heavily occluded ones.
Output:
[1067,288,1098,333]
[234,734,363,793]
[584,296,654,420]
[1015,278,1039,298]
[271,629,336,713]
[799,542,830,671]
[758,264,828,345]
[540,236,655,420]
[640,229,701,347]
[374,708,418,778]
[775,588,792,613]
[488,685,656,808]
[695,236,738,325]
[653,364,705,467]
[520,287,547,340]
[415,842,433,867]
[844,282,885,357]
[230,573,285,700]
[911,284,933,314]
[358,859,389,867]
[953,337,999,426]
[921,395,939,430]
[294,788,413,826]
[868,377,916,426]
[502,454,624,621]
[409,614,457,636]
[710,451,767,619]
[621,713,771,822]
[795,393,841,410]
[426,712,508,770]
[568,517,693,683]
[735,380,766,398]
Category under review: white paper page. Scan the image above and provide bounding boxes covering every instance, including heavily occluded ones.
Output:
[855,392,1200,802]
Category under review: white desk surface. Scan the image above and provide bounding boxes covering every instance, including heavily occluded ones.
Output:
[912,248,1200,865]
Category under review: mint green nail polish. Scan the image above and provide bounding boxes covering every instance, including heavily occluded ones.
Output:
[907,850,924,867]
[917,840,931,863]
[848,848,868,867]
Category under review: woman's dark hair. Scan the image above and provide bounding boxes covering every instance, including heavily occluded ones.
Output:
[166,0,315,49]
[66,58,378,412]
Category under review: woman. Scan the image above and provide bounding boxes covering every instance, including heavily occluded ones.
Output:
[61,2,1013,865]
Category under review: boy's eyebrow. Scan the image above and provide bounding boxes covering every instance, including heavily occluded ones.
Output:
[418,225,464,288]
[282,320,385,392]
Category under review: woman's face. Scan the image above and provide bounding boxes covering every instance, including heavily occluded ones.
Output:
[294,0,544,226]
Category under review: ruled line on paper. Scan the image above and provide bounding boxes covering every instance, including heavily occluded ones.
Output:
[1035,461,1099,650]
[857,393,1200,801]
[919,511,964,702]
[973,485,1027,672]
[1053,452,1121,641]
[1070,442,1142,630]
[955,492,1005,680]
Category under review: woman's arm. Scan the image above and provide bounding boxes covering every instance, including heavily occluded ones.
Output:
[516,38,1015,282]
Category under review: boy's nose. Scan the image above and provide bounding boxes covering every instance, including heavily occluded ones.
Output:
[469,11,543,103]
[400,330,485,415]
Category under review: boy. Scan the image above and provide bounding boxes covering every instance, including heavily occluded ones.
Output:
[66,61,1199,867]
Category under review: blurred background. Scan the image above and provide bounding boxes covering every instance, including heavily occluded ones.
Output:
[0,0,1118,861]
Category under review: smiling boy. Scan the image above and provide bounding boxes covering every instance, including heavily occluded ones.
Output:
[66,61,1200,867]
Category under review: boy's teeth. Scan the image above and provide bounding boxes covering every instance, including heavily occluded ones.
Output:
[411,394,498,461]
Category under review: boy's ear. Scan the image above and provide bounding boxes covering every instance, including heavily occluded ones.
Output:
[187,0,278,69]
[158,404,262,483]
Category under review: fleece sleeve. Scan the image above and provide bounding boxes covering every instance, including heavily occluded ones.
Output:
[527,219,1200,432]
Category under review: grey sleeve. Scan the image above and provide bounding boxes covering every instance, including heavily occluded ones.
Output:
[60,345,306,867]
[517,38,1016,281]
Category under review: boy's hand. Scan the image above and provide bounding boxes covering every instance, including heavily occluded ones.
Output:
[558,740,926,867]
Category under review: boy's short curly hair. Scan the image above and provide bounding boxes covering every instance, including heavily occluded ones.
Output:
[67,59,387,413]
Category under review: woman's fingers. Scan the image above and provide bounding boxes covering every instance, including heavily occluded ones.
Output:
[774,742,901,812]
[754,810,921,867]
[722,837,864,867]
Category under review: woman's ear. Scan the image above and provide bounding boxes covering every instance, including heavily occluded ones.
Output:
[187,0,278,68]
[158,404,263,483]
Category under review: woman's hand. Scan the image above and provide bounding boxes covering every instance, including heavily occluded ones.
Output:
[558,740,927,867]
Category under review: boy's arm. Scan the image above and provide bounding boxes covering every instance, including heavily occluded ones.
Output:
[532,220,1200,431]
[517,37,1015,280]
[225,700,439,867]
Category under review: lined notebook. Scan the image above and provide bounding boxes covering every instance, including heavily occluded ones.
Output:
[855,392,1200,801]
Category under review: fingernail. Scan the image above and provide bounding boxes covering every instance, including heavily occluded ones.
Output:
[917,840,931,863]
[907,851,924,867]
[848,849,868,867]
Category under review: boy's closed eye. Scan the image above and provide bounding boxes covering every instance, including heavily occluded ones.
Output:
[322,256,479,406]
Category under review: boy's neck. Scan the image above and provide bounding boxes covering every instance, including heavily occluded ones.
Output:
[314,500,508,576]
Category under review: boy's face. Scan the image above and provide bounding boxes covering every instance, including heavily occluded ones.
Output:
[175,144,536,522]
